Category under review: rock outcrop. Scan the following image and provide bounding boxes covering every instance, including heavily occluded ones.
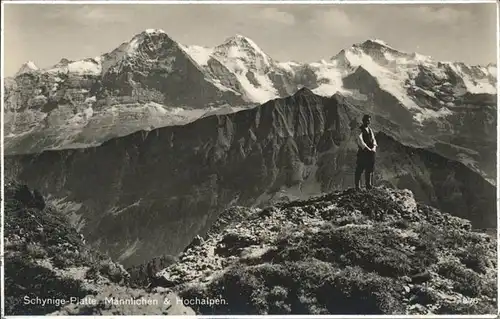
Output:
[158,188,496,315]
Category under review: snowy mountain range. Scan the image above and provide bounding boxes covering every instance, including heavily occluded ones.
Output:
[5,29,496,153]
[5,29,497,187]
[10,30,497,104]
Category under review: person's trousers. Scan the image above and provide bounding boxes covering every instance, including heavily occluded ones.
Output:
[355,149,375,189]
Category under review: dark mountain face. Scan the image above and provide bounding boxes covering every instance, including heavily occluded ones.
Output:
[343,66,416,129]
[100,31,244,108]
[6,91,496,267]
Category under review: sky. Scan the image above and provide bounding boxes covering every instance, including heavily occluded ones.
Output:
[3,3,498,76]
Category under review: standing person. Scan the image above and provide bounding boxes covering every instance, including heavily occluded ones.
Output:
[355,114,377,190]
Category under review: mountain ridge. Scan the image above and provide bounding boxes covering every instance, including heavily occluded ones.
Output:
[6,89,496,267]
[9,31,496,109]
[14,34,497,78]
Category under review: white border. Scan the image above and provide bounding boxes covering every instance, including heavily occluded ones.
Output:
[496,0,500,317]
[1,0,499,318]
[1,0,6,317]
[1,0,499,4]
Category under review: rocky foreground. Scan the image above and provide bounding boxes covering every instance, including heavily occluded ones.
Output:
[156,187,497,315]
[4,182,497,315]
[4,183,194,316]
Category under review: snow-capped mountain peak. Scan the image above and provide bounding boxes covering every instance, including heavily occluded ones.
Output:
[45,57,102,76]
[358,38,397,50]
[97,28,183,77]
[203,34,278,103]
[217,34,264,53]
[214,34,272,67]
[332,40,411,70]
[125,29,176,56]
[180,34,272,68]
[144,28,167,34]
[348,39,416,62]
[16,61,39,75]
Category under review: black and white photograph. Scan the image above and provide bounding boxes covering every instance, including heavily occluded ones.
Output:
[2,1,498,315]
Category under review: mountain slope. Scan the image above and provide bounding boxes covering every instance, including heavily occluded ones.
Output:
[4,182,194,315]
[4,33,496,184]
[6,90,496,267]
[157,187,497,315]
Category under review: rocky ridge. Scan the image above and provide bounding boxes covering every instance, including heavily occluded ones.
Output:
[156,187,497,315]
